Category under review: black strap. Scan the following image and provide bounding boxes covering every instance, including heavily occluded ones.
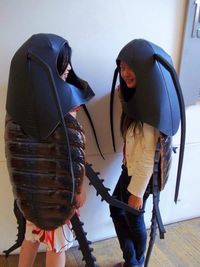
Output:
[144,142,166,267]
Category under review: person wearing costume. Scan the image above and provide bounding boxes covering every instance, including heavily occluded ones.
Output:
[4,33,95,267]
[109,39,185,267]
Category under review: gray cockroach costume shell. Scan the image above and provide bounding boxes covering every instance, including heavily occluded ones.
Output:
[117,39,180,136]
[5,33,95,230]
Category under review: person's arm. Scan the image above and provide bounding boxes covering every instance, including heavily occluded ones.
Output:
[127,123,159,209]
[74,189,86,208]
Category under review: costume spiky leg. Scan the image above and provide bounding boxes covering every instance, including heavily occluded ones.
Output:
[144,141,166,267]
[3,200,26,257]
[85,163,141,215]
[71,213,99,267]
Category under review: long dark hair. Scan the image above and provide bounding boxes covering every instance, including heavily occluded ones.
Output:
[57,42,72,75]
[119,74,142,138]
[120,111,142,138]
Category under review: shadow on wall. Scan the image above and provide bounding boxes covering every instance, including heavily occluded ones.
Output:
[77,91,123,157]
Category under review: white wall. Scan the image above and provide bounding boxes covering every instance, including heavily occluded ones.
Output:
[1,0,199,254]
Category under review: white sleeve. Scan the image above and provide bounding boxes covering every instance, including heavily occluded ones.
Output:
[127,124,159,198]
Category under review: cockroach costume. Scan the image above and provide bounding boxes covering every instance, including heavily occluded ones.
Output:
[4,33,100,265]
[110,39,186,267]
[5,33,95,229]
[4,34,140,267]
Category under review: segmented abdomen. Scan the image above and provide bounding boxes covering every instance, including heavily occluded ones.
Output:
[5,113,85,230]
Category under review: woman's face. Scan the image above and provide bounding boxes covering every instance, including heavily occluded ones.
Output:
[120,61,137,88]
[60,63,71,81]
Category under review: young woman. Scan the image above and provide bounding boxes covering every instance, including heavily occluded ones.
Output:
[5,33,94,267]
[109,38,185,267]
[16,40,87,267]
[110,61,159,267]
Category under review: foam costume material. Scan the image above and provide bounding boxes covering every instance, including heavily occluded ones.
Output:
[117,40,181,136]
[5,34,141,266]
[5,33,95,228]
[110,39,186,267]
[110,39,185,200]
[6,33,95,139]
[4,33,98,265]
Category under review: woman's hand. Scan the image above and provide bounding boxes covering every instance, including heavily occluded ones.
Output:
[75,189,86,209]
[128,194,143,210]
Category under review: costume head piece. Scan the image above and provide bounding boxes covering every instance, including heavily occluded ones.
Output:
[6,33,95,139]
[117,39,182,135]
